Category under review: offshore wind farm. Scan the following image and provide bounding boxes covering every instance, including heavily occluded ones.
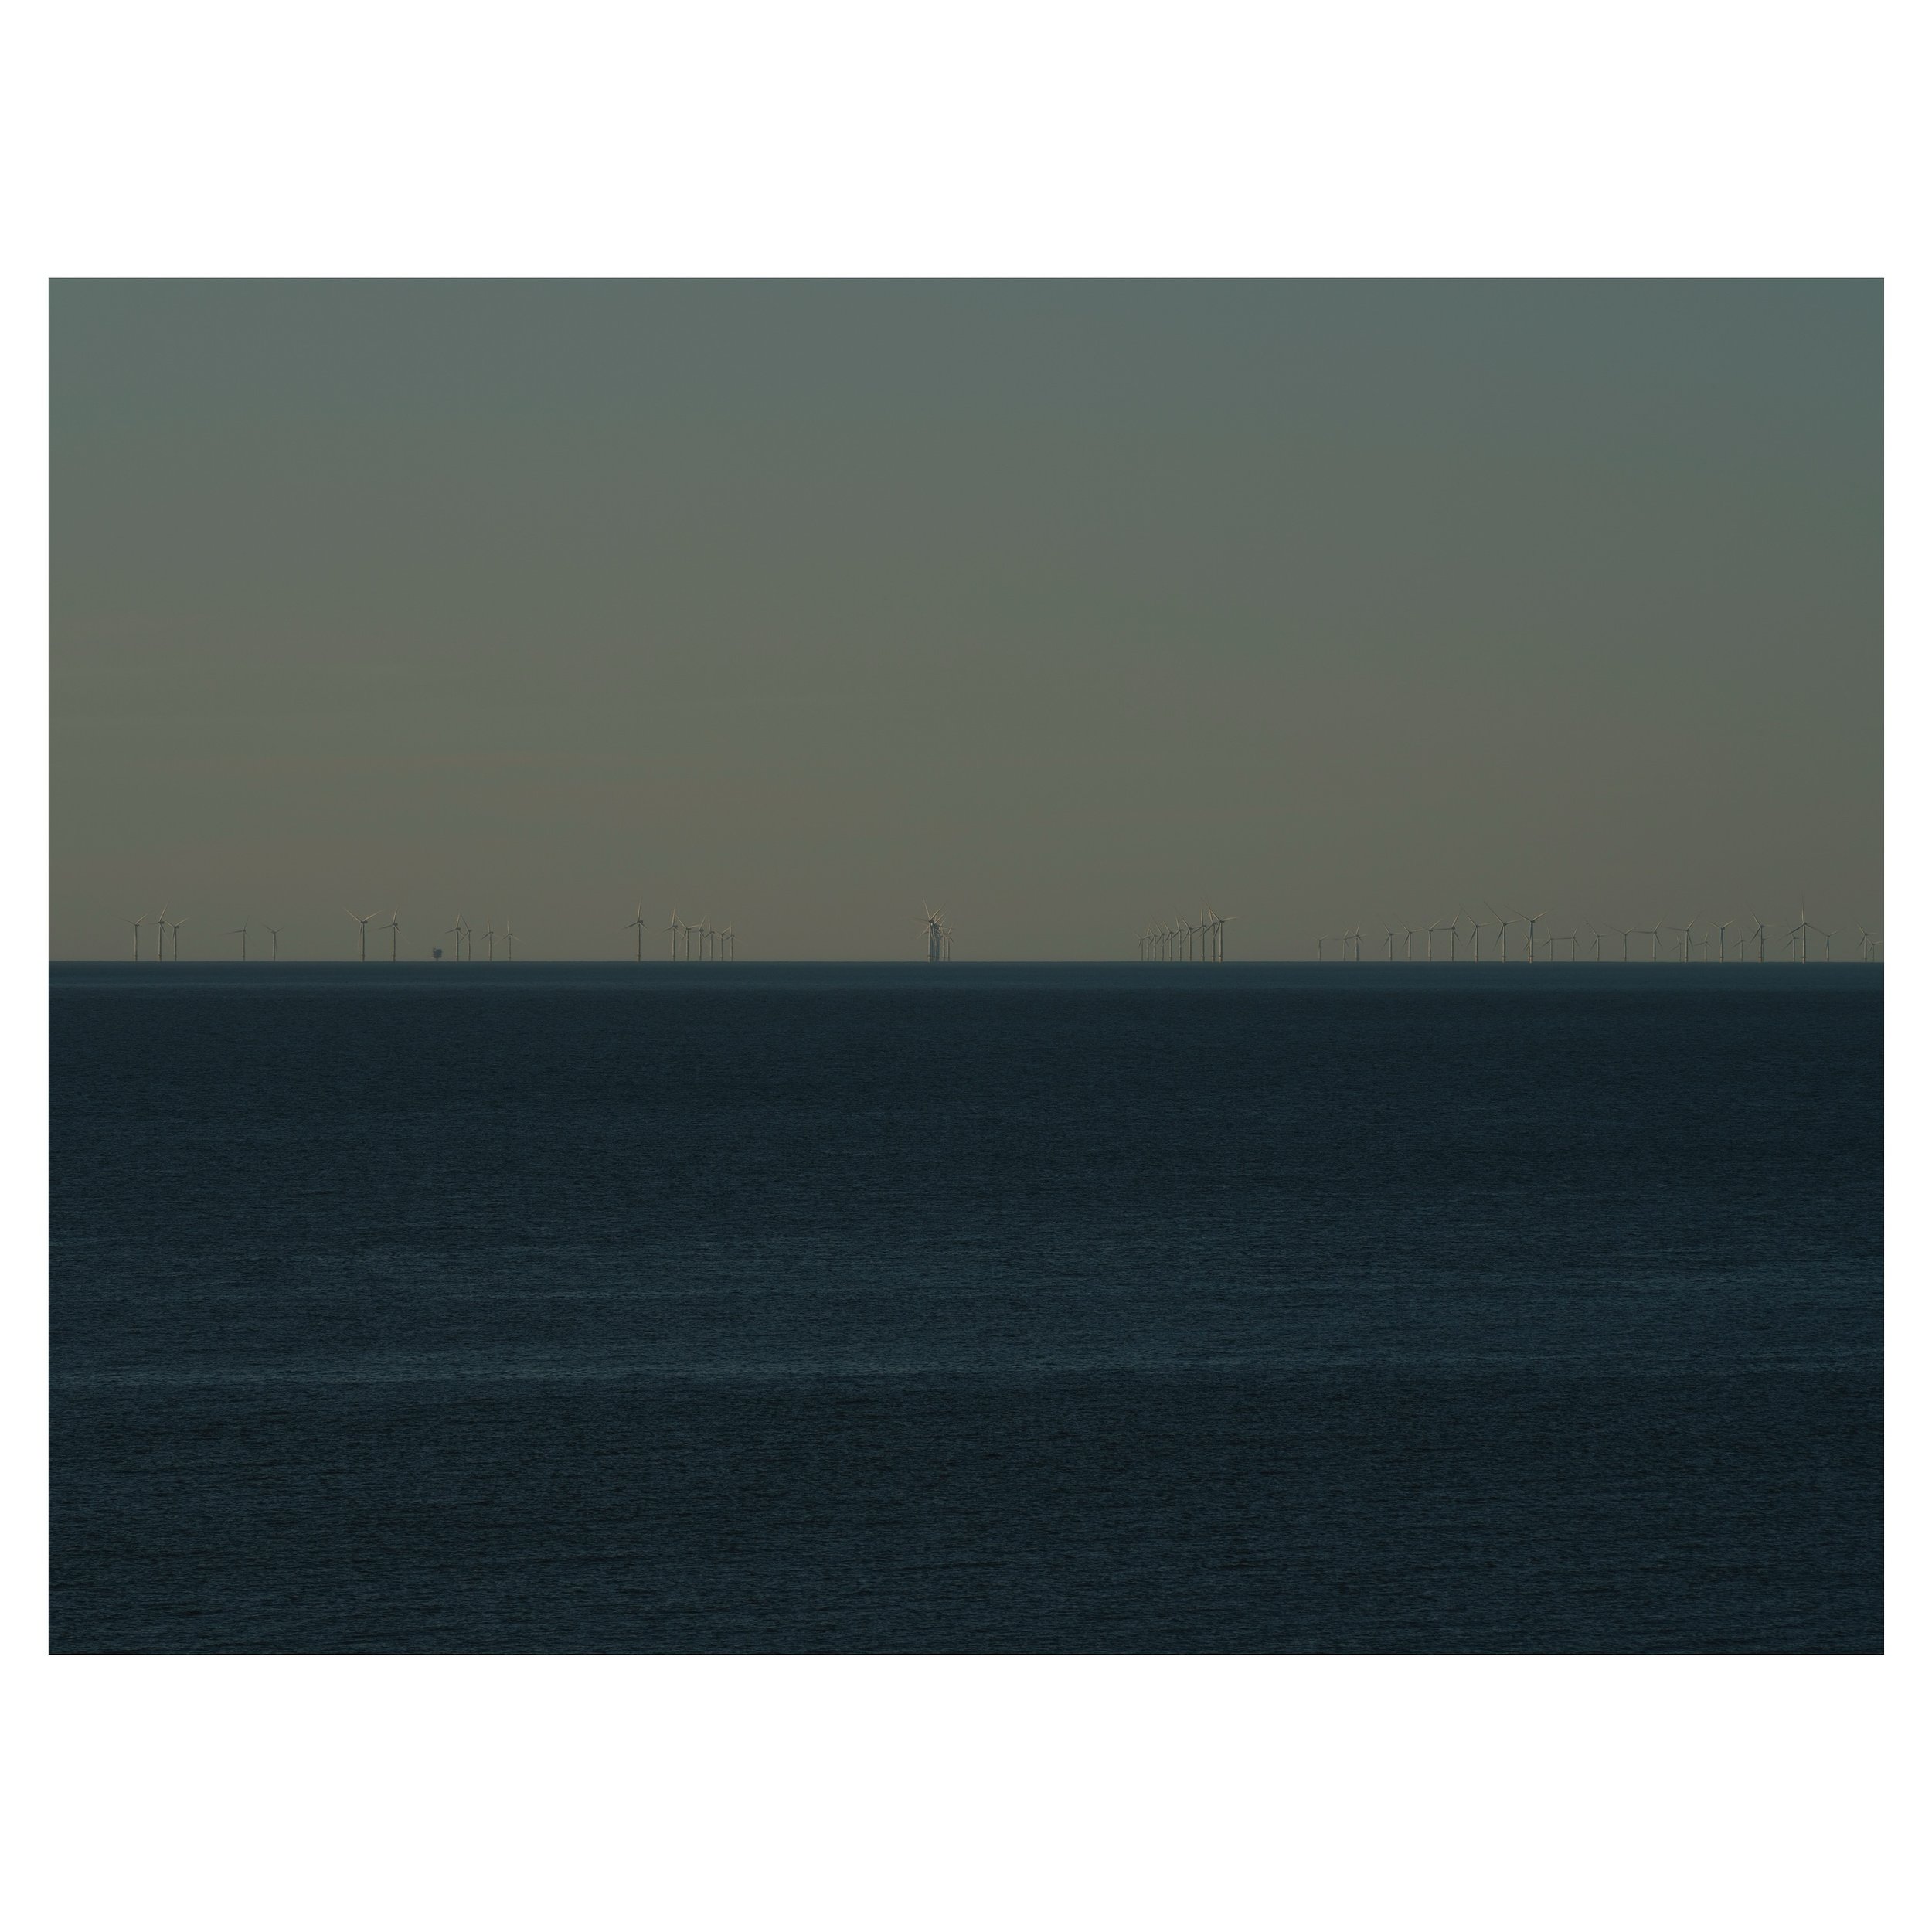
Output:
[95,896,1878,963]
[52,281,1879,1662]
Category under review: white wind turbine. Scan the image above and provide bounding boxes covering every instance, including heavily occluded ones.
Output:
[225,922,249,961]
[482,916,497,963]
[919,904,947,963]
[502,920,516,962]
[263,923,281,962]
[382,910,400,961]
[446,914,469,961]
[1785,903,1830,964]
[347,908,377,961]
[124,913,145,961]
[1484,903,1514,963]
[168,915,188,960]
[1512,909,1547,964]
[624,901,648,962]
[665,909,685,961]
[1660,913,1697,963]
[154,904,168,961]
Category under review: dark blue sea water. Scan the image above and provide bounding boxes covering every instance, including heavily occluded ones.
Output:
[49,962,1882,1651]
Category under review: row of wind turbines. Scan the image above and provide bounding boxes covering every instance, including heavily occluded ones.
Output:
[1141,908,1233,961]
[1312,906,1880,963]
[121,906,523,961]
[624,905,737,961]
[113,900,1879,964]
[122,906,296,962]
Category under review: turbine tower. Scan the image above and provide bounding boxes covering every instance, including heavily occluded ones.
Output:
[226,923,248,960]
[383,910,400,961]
[124,913,145,961]
[347,908,377,961]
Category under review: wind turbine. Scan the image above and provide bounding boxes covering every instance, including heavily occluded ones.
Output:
[1786,903,1827,964]
[168,915,187,960]
[154,904,168,962]
[625,902,648,962]
[1596,920,1632,961]
[1637,920,1662,962]
[482,916,496,963]
[665,910,685,961]
[447,914,469,961]
[383,910,401,961]
[1712,916,1733,964]
[263,923,281,962]
[920,905,947,963]
[347,908,377,961]
[503,921,516,962]
[1513,910,1547,964]
[124,913,145,961]
[1659,913,1697,963]
[225,922,249,961]
[1483,903,1513,964]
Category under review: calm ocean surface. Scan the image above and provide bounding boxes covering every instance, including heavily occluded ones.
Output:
[49,962,1882,1651]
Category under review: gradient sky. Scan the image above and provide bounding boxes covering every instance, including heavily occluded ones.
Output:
[51,280,1881,960]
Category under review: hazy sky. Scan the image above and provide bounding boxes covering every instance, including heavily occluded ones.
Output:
[51,280,1881,960]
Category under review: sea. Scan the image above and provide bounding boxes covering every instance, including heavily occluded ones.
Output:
[49,961,1883,1651]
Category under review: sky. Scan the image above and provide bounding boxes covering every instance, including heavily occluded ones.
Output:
[49,280,1881,961]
